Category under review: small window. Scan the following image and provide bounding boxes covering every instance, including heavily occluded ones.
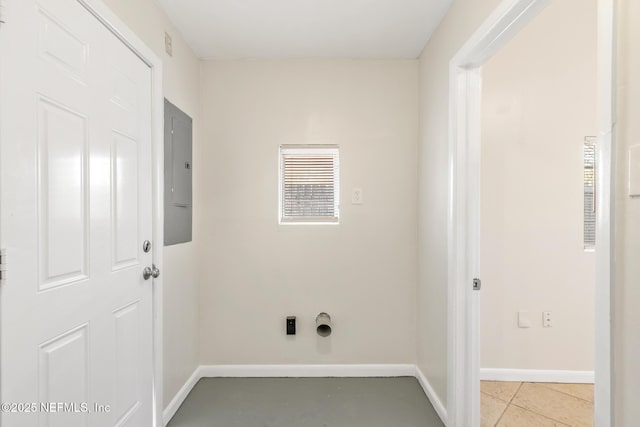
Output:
[584,137,596,249]
[279,145,340,224]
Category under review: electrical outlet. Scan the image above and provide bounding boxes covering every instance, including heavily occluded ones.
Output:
[543,311,552,328]
[286,316,296,335]
[352,188,363,205]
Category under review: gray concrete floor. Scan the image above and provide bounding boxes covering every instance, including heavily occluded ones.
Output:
[167,377,444,427]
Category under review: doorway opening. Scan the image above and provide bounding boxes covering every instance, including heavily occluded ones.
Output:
[446,0,614,425]
[478,0,597,425]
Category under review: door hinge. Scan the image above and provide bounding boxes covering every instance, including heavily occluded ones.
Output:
[473,278,481,291]
[0,249,6,284]
[0,0,6,26]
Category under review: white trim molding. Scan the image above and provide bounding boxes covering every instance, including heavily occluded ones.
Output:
[415,366,448,425]
[163,364,444,426]
[480,369,595,384]
[163,368,201,426]
[199,364,416,378]
[595,0,616,425]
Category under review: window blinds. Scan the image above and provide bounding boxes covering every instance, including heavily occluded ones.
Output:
[583,137,596,248]
[279,145,339,223]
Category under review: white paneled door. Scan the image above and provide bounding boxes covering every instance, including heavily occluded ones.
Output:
[0,0,154,426]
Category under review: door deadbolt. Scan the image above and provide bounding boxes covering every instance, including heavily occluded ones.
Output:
[142,240,152,253]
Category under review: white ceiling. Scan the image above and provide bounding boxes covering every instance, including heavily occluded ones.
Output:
[156,0,453,60]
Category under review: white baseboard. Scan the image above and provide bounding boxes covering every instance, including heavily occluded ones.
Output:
[163,367,201,426]
[480,368,595,384]
[198,364,416,378]
[415,366,447,425]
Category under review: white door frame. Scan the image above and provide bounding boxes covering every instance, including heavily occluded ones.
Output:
[446,0,614,425]
[594,0,615,425]
[55,1,165,424]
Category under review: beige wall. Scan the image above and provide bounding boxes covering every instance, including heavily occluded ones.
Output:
[615,0,640,423]
[100,0,201,409]
[198,59,419,364]
[417,0,502,405]
[480,0,596,371]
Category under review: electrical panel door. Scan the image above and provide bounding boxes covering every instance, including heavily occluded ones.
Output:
[164,99,192,245]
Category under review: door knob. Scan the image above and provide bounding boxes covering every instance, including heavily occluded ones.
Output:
[143,264,160,280]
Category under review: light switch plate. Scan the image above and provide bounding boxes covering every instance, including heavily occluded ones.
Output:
[518,311,531,328]
[164,32,173,57]
[629,145,640,196]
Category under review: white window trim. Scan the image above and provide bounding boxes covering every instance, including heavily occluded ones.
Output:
[278,144,340,225]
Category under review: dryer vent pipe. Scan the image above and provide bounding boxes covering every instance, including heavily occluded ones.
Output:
[316,312,332,337]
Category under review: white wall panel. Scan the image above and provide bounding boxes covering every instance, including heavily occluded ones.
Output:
[111,132,139,270]
[114,302,141,425]
[38,324,89,427]
[38,8,88,82]
[38,98,88,290]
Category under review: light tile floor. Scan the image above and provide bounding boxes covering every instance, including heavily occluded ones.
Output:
[481,381,593,427]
